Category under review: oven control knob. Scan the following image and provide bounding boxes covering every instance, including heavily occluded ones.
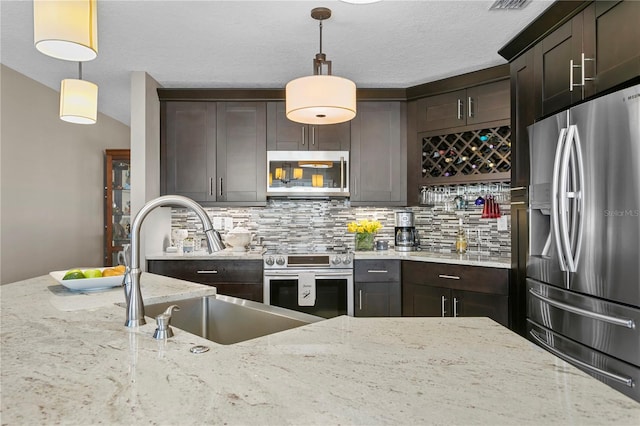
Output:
[342,255,352,265]
[276,256,286,266]
[265,256,275,266]
[332,256,342,265]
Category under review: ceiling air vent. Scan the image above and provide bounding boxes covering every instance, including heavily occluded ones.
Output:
[489,0,530,10]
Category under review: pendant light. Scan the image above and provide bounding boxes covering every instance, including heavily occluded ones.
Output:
[286,7,356,125]
[33,0,98,61]
[60,62,98,124]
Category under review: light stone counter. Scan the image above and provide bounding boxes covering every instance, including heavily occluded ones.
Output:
[1,273,638,425]
[353,250,511,269]
[146,248,265,261]
[147,248,510,269]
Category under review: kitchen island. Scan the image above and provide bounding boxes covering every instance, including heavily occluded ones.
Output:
[1,273,638,425]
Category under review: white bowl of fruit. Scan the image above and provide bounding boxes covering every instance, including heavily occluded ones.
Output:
[49,265,126,291]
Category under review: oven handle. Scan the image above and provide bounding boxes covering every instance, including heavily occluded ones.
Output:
[263,272,300,278]
[314,273,353,279]
[264,271,353,279]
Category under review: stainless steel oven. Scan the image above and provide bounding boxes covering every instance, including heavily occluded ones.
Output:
[263,252,354,318]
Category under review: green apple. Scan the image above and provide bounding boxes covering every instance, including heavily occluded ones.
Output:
[83,269,103,279]
[63,270,86,280]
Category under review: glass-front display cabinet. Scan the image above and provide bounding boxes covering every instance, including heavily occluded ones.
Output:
[104,149,131,266]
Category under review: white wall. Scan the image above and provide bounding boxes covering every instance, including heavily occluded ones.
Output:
[0,65,130,284]
[129,71,169,270]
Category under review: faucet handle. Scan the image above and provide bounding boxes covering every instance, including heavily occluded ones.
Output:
[153,305,180,339]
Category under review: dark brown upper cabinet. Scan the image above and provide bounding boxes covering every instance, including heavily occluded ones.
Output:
[415,79,510,133]
[162,102,217,202]
[216,102,267,203]
[586,1,640,95]
[533,0,640,118]
[350,101,406,205]
[266,102,350,151]
[161,101,267,206]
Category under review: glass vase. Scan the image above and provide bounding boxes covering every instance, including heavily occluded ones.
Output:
[355,232,375,251]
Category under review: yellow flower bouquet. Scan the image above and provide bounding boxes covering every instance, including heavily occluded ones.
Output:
[347,219,382,251]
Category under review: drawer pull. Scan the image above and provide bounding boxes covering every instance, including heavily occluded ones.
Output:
[196,270,218,274]
[438,274,460,280]
[367,270,388,273]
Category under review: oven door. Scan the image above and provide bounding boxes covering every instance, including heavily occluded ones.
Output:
[263,270,354,318]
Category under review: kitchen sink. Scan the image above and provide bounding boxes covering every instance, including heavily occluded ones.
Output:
[144,294,324,345]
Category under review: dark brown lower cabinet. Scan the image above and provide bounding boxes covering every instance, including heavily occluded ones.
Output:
[147,259,263,302]
[354,260,401,317]
[402,261,509,327]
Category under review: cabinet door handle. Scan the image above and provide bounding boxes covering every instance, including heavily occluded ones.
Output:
[571,53,597,92]
[441,295,447,317]
[510,201,526,206]
[359,289,363,310]
[301,126,305,146]
[340,155,345,191]
[312,126,315,145]
[438,274,460,280]
[367,270,388,273]
[453,297,459,317]
[209,177,214,196]
[510,186,527,191]
[197,270,218,274]
[219,177,223,197]
[467,96,473,118]
[457,99,463,120]
[570,59,576,91]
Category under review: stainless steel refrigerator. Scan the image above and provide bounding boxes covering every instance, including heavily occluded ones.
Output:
[527,83,640,402]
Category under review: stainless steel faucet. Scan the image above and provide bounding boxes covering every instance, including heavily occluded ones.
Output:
[124,195,225,327]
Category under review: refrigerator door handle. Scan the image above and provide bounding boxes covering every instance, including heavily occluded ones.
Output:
[528,288,636,329]
[559,125,585,273]
[568,125,585,271]
[551,127,569,271]
[529,329,634,388]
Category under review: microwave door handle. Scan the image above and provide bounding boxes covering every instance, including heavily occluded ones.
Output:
[529,329,634,387]
[340,156,344,192]
[552,127,568,271]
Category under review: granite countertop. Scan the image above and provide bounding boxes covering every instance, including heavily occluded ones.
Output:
[147,249,511,269]
[1,273,638,425]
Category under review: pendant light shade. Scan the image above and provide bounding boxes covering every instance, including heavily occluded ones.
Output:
[286,75,356,125]
[34,0,98,61]
[60,78,98,124]
[286,8,356,125]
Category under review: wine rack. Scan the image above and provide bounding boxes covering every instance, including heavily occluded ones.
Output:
[421,126,511,184]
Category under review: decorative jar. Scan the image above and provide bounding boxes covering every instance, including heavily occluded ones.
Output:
[347,219,382,251]
[354,232,376,251]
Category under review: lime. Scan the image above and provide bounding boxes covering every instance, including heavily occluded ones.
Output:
[83,269,103,279]
[63,270,86,280]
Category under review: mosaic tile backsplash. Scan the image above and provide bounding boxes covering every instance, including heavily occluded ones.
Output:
[171,183,511,257]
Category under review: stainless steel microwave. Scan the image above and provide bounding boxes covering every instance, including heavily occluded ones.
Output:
[266,151,350,198]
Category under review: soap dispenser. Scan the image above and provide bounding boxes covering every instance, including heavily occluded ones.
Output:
[455,218,468,254]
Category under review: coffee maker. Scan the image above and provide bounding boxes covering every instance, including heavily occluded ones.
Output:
[395,211,418,251]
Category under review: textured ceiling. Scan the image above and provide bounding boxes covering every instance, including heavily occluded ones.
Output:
[1,0,553,125]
